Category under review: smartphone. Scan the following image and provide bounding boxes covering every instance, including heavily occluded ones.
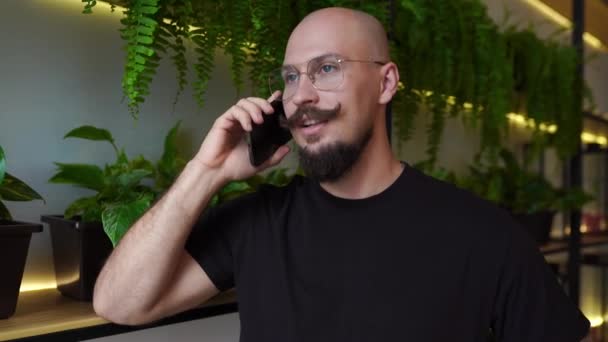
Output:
[247,100,292,167]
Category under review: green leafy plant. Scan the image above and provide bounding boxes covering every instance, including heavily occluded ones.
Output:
[503,25,581,161]
[210,167,299,207]
[83,0,586,164]
[49,121,299,246]
[0,146,44,220]
[49,123,185,246]
[459,149,593,214]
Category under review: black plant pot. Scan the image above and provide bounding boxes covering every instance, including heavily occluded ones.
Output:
[0,220,42,319]
[41,215,112,301]
[511,210,556,245]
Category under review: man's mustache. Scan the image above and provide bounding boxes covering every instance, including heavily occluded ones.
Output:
[279,103,341,129]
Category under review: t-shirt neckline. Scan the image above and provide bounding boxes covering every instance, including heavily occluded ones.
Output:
[311,161,409,206]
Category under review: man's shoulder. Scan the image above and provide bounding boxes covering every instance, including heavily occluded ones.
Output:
[404,165,520,244]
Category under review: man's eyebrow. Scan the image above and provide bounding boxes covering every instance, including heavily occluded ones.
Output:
[282,53,341,68]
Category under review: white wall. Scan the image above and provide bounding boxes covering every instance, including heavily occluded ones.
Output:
[0,0,255,289]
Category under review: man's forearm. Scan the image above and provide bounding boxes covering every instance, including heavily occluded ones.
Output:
[93,160,224,318]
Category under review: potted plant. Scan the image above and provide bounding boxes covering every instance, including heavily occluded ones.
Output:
[43,123,184,300]
[45,121,300,301]
[459,149,593,244]
[0,145,44,318]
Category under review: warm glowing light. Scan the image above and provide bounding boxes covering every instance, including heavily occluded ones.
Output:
[19,281,57,293]
[506,112,554,132]
[589,316,604,328]
[522,0,607,50]
[507,112,606,145]
[581,132,608,147]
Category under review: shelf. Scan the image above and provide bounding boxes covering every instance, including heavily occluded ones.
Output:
[541,231,608,255]
[0,288,237,342]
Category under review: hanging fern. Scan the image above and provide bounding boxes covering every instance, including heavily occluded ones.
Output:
[157,0,194,109]
[85,0,587,164]
[224,0,250,95]
[190,24,218,107]
[119,0,161,118]
[504,24,581,161]
[246,0,293,97]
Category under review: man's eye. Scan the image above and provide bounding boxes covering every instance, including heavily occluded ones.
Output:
[319,64,338,73]
[284,73,298,83]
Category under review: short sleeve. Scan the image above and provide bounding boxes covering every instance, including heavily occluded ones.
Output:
[491,227,590,341]
[184,193,256,292]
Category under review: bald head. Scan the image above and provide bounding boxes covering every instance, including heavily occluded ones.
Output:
[285,7,390,64]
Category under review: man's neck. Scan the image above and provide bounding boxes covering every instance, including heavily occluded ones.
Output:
[318,134,403,200]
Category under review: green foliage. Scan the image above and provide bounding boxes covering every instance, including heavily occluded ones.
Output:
[102,193,154,247]
[86,0,585,164]
[210,167,297,207]
[120,0,161,118]
[459,149,593,214]
[50,123,184,246]
[504,26,581,160]
[391,0,514,166]
[82,0,97,14]
[49,163,105,192]
[155,0,194,108]
[0,145,44,220]
[64,125,119,153]
[155,121,187,190]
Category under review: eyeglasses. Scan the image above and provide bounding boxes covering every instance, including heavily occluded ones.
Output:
[268,54,387,102]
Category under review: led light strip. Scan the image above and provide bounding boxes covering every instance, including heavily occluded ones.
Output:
[521,0,607,50]
[19,281,58,293]
[507,112,608,147]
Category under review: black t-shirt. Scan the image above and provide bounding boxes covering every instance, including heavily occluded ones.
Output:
[185,162,589,341]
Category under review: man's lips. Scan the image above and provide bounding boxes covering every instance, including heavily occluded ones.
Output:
[297,119,329,135]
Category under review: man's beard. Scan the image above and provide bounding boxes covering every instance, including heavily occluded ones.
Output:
[298,126,372,182]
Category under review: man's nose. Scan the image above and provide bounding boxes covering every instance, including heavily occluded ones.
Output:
[291,74,319,107]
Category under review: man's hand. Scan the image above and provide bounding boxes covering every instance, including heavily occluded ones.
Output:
[193,92,291,183]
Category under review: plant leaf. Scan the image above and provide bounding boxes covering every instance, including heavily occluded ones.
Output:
[159,121,181,171]
[49,163,104,192]
[130,155,155,173]
[0,173,44,202]
[220,181,251,195]
[264,168,290,186]
[0,200,11,220]
[102,194,153,247]
[217,181,252,204]
[156,121,185,190]
[64,196,98,220]
[64,125,115,144]
[117,169,153,188]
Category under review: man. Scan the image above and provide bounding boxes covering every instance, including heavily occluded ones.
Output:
[93,7,590,341]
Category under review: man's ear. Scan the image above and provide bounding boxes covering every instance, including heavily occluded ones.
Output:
[378,62,399,105]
